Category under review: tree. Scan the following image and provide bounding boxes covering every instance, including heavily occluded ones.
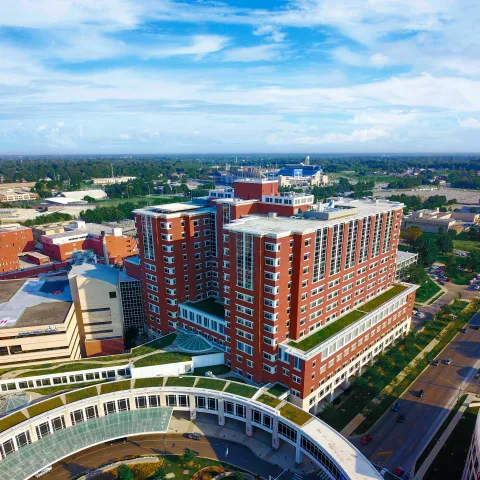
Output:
[402,226,423,245]
[235,471,245,480]
[416,235,439,265]
[436,234,453,254]
[117,464,133,480]
[182,447,196,464]
[465,251,480,272]
[405,265,428,284]
[153,465,167,480]
[83,195,96,203]
[444,255,457,278]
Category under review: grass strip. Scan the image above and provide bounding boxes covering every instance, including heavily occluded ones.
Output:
[280,403,311,426]
[134,377,164,389]
[165,377,196,388]
[27,396,64,418]
[256,394,281,408]
[65,386,99,404]
[100,380,131,395]
[224,382,257,398]
[133,352,192,368]
[195,378,226,391]
[0,411,28,433]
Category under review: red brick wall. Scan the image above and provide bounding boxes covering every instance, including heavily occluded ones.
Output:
[84,337,125,357]
[0,228,35,273]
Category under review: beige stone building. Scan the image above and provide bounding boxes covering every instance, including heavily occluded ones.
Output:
[0,278,81,367]
[68,262,125,357]
[0,190,38,203]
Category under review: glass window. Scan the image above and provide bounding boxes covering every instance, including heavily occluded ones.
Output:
[15,431,31,448]
[136,396,147,409]
[179,395,189,407]
[149,395,160,408]
[1,439,14,456]
[236,404,245,418]
[86,406,98,419]
[52,416,66,431]
[35,422,51,439]
[166,395,177,407]
[70,410,84,425]
[196,396,206,409]
[118,399,130,412]
[207,398,217,411]
[104,401,116,415]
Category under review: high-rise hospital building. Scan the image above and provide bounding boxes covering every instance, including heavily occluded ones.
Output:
[134,179,417,412]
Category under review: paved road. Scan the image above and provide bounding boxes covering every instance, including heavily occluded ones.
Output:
[351,312,480,476]
[48,434,285,480]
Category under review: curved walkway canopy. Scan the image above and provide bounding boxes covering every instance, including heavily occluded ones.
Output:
[0,408,172,479]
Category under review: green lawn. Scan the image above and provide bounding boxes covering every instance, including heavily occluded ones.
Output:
[28,396,64,418]
[279,404,311,426]
[289,310,366,351]
[94,195,181,207]
[165,377,196,388]
[224,382,257,398]
[424,405,480,480]
[358,284,409,312]
[0,411,27,433]
[100,380,132,394]
[134,377,164,389]
[133,352,192,368]
[449,300,469,315]
[16,361,127,378]
[195,378,227,391]
[189,364,230,376]
[267,383,289,398]
[132,333,177,357]
[256,394,281,408]
[65,386,99,404]
[453,239,480,253]
[415,277,441,303]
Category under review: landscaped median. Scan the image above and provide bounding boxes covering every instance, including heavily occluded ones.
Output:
[351,299,480,435]
[319,299,480,433]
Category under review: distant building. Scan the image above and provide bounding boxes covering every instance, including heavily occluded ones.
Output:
[0,224,35,273]
[0,208,39,225]
[402,209,457,233]
[41,220,138,264]
[92,176,136,185]
[212,170,235,185]
[277,165,328,188]
[450,212,480,224]
[0,190,38,203]
[59,189,107,201]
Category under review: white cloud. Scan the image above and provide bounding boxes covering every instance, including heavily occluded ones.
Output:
[458,117,480,129]
[36,124,48,132]
[222,44,282,62]
[253,25,286,43]
[351,111,418,126]
[56,121,65,127]
[289,128,390,145]
[119,133,130,139]
[147,35,229,59]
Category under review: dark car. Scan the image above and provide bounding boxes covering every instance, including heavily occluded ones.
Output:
[184,433,202,440]
[106,437,127,445]
[461,328,468,333]
[396,414,406,423]
[391,401,401,412]
[417,389,425,398]
[474,325,480,330]
[432,359,440,366]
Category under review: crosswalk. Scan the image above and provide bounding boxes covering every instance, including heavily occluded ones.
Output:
[292,473,303,480]
[316,469,331,480]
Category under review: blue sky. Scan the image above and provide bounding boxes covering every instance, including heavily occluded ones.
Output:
[0,0,479,154]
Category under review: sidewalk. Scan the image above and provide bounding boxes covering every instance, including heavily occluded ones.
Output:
[414,394,473,479]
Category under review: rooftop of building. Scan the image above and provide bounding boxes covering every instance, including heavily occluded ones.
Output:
[124,256,141,265]
[396,250,418,262]
[225,198,403,237]
[0,224,31,234]
[42,222,122,240]
[133,203,215,217]
[69,262,119,286]
[0,277,72,329]
[184,298,225,318]
[287,284,409,353]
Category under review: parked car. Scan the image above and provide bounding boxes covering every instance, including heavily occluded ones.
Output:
[361,434,373,445]
[393,467,405,477]
[417,389,425,398]
[391,401,401,412]
[444,358,452,365]
[439,281,445,286]
[474,285,480,291]
[396,414,406,423]
[412,309,419,316]
[432,359,440,366]
[184,433,202,440]
[461,327,468,333]
[446,277,452,282]
[417,312,426,318]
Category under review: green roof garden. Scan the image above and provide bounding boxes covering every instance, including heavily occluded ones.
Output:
[288,284,409,352]
[357,284,408,313]
[133,352,192,368]
[185,298,225,318]
[224,382,257,398]
[280,403,311,426]
[289,310,366,352]
[256,394,281,408]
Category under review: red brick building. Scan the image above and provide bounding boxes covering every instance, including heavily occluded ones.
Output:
[41,221,137,265]
[134,179,417,412]
[0,224,35,273]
